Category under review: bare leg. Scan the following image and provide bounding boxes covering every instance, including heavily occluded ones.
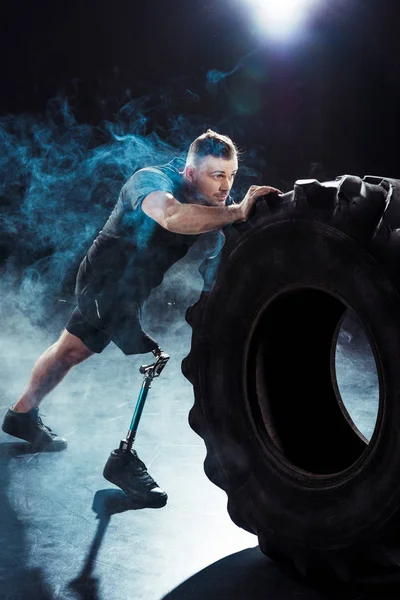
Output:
[13,329,95,413]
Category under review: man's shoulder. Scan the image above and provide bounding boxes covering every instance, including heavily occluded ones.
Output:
[121,157,185,209]
[133,157,185,180]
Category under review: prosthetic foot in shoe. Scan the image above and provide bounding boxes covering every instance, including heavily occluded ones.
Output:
[103,448,167,508]
[2,407,68,452]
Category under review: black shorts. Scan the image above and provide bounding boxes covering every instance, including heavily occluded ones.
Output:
[65,307,112,353]
[65,306,159,355]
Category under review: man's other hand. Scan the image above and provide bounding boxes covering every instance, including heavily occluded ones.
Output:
[239,185,283,221]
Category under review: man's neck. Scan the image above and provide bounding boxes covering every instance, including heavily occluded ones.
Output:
[181,176,208,206]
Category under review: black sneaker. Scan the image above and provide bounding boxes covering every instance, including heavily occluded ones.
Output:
[103,449,167,508]
[2,407,68,452]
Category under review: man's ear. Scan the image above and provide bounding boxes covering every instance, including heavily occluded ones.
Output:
[184,165,196,183]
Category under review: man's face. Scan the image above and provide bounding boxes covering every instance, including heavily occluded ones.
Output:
[184,155,238,206]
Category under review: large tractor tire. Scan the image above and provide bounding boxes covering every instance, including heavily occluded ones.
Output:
[182,174,400,583]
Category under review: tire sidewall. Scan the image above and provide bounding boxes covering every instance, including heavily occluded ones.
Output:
[198,219,400,550]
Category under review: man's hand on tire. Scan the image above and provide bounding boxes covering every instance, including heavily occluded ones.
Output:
[239,185,283,221]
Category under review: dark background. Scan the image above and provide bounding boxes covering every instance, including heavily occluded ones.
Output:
[1,0,400,316]
[2,0,399,175]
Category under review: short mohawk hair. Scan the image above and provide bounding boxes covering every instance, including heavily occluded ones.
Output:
[186,129,238,165]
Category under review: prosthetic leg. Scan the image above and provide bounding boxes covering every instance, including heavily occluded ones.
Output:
[103,347,170,508]
[119,347,170,453]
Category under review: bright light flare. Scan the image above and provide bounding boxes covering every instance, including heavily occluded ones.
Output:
[242,0,321,40]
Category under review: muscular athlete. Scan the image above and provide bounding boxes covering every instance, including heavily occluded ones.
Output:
[2,130,281,507]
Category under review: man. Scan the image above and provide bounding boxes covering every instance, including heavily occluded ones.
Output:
[2,129,281,507]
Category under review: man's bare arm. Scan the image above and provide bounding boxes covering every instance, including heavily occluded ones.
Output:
[141,185,282,235]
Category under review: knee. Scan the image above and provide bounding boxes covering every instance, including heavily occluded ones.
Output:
[61,348,92,367]
[54,332,94,367]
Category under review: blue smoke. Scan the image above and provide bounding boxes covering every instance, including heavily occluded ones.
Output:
[206,50,257,94]
[0,90,266,328]
[0,95,196,323]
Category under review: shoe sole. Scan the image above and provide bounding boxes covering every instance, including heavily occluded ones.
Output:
[103,468,168,509]
[32,440,68,453]
[1,423,68,452]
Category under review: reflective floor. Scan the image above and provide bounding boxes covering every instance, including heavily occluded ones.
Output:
[0,322,258,600]
[0,256,392,600]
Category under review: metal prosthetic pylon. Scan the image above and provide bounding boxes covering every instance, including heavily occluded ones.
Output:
[119,347,170,454]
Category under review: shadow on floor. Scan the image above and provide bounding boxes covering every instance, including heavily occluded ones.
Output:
[161,547,400,600]
[0,440,41,456]
[2,438,400,600]
[68,489,149,600]
[0,444,143,600]
[0,439,68,457]
[161,547,327,600]
[0,442,53,600]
